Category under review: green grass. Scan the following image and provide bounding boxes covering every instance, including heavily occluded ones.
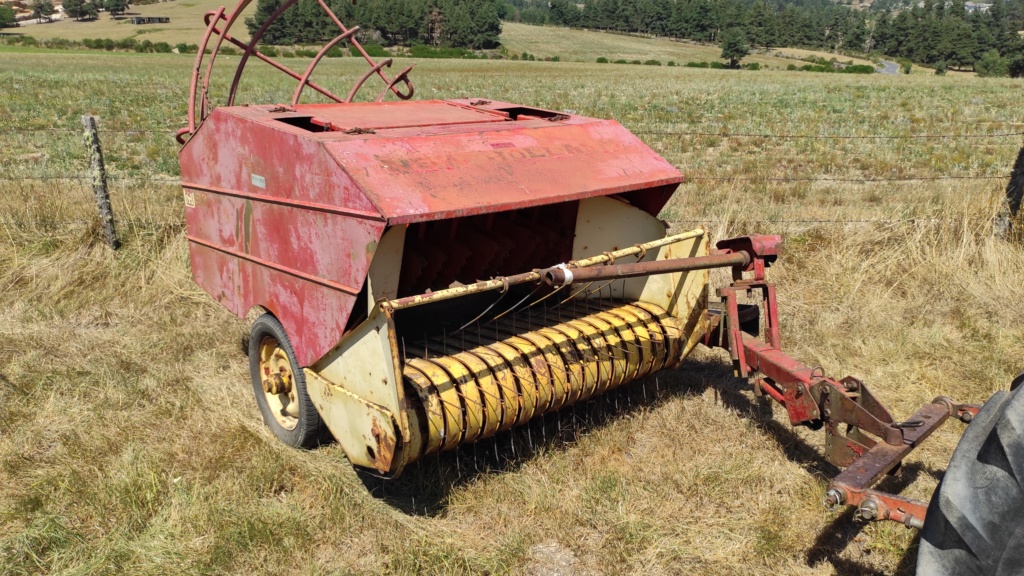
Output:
[2,52,1024,575]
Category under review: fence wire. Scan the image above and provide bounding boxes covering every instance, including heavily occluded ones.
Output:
[3,124,1024,140]
[634,129,1024,140]
[0,120,1017,234]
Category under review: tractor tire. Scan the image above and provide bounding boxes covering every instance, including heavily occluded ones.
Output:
[1008,145,1024,219]
[248,314,330,448]
[996,146,1024,237]
[916,385,1024,575]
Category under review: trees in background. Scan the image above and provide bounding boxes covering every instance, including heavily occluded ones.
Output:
[30,0,56,22]
[64,0,100,21]
[0,4,16,27]
[517,0,1024,75]
[104,0,129,16]
[239,0,1024,75]
[720,27,750,67]
[975,48,1010,75]
[246,0,501,49]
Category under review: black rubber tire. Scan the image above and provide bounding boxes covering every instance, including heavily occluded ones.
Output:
[1007,145,1024,219]
[917,385,1024,575]
[248,314,330,448]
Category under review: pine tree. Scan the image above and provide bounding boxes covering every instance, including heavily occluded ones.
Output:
[745,1,777,48]
[82,0,98,20]
[469,0,501,49]
[949,21,978,68]
[31,0,56,21]
[246,0,295,45]
[103,0,127,17]
[975,48,1009,75]
[0,4,15,27]
[64,0,84,20]
[720,27,749,68]
[548,0,579,27]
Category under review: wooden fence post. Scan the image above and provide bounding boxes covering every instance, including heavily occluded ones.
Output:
[81,115,120,250]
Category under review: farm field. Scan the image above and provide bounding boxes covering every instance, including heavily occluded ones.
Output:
[7,0,256,44]
[18,11,875,71]
[500,22,807,67]
[2,51,1024,576]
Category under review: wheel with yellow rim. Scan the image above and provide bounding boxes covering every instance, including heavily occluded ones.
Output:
[248,314,329,448]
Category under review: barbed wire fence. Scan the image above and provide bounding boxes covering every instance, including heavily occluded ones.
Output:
[1,120,1020,242]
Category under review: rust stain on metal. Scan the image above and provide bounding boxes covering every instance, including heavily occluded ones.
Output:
[369,416,395,473]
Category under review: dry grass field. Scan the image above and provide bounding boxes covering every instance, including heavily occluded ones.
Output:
[2,50,1024,576]
[19,10,869,70]
[499,22,803,66]
[12,0,257,44]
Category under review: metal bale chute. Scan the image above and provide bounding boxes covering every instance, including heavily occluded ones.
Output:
[175,3,1021,573]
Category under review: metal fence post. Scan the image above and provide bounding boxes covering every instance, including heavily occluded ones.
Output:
[81,115,120,250]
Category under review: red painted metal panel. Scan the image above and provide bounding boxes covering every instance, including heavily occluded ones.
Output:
[179,108,382,212]
[189,242,240,313]
[293,100,508,131]
[236,253,358,367]
[184,188,382,292]
[180,101,683,363]
[324,120,683,224]
[179,108,387,365]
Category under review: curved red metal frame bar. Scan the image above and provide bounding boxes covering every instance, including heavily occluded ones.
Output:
[177,0,415,145]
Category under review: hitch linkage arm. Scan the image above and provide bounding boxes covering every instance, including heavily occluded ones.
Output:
[705,235,981,530]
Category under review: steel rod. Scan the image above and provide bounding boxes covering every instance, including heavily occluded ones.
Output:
[542,251,748,287]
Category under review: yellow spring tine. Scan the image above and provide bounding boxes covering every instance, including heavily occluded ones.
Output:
[621,303,669,374]
[406,358,464,451]
[504,336,552,416]
[452,351,503,440]
[632,301,684,369]
[544,322,599,403]
[431,356,486,444]
[517,331,569,414]
[604,306,655,380]
[573,315,627,391]
[566,318,614,397]
[478,341,539,426]
[402,364,446,457]
[593,310,641,386]
[537,326,584,407]
[464,347,521,432]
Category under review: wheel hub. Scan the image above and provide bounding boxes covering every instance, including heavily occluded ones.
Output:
[258,336,299,430]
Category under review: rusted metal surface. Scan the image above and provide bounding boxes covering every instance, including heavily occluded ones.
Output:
[322,113,683,225]
[827,489,928,529]
[708,235,981,531]
[541,251,748,286]
[303,369,400,473]
[830,402,950,490]
[181,96,687,366]
[369,416,397,473]
[823,401,951,528]
[180,110,386,366]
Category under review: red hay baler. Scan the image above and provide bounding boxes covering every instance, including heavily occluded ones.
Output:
[175,3,1024,573]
